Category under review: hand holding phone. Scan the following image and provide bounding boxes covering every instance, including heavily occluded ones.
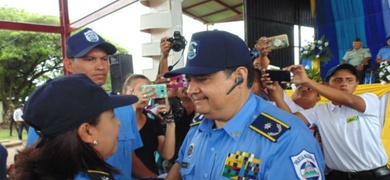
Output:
[265,70,291,82]
[140,84,167,99]
[166,74,187,88]
[266,34,289,50]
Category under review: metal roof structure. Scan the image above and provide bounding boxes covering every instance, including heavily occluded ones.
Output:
[182,0,243,25]
[0,0,243,58]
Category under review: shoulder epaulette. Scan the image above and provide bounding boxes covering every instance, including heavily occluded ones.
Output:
[347,48,353,51]
[190,113,204,126]
[86,170,114,180]
[249,112,290,142]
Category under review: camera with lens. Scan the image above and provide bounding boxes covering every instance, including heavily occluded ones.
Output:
[167,31,186,52]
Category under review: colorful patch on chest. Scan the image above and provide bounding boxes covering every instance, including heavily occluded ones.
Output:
[222,151,261,179]
[346,115,359,123]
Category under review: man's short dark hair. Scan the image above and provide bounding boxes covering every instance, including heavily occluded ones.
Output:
[224,64,255,89]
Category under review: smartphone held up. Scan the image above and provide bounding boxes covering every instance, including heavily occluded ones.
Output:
[266,70,291,82]
[167,74,187,88]
[140,84,167,99]
[266,34,289,50]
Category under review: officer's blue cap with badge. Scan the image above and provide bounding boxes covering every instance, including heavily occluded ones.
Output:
[66,28,117,58]
[164,30,252,78]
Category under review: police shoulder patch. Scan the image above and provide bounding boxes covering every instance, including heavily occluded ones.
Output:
[290,150,322,179]
[249,112,290,142]
[190,113,205,126]
[86,170,114,180]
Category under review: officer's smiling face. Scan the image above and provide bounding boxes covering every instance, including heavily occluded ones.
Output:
[186,71,234,119]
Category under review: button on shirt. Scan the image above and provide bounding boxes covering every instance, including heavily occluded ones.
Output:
[343,48,371,66]
[177,93,325,179]
[300,93,387,172]
[376,46,390,61]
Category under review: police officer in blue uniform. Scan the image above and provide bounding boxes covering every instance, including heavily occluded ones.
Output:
[376,36,390,63]
[164,30,325,180]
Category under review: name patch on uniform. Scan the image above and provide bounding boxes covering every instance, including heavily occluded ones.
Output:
[222,151,261,179]
[181,162,189,169]
[346,115,359,123]
[290,150,321,180]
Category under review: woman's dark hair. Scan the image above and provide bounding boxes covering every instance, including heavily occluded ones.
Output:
[9,116,119,179]
[224,64,255,88]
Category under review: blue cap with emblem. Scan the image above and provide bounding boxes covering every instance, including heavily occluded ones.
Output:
[66,28,117,58]
[164,30,252,77]
[325,63,358,82]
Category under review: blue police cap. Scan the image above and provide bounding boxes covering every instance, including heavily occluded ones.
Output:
[164,30,252,77]
[66,28,116,58]
[23,74,138,138]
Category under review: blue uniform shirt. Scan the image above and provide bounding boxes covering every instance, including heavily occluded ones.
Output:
[376,46,390,60]
[177,93,325,179]
[107,105,143,180]
[26,105,142,180]
[26,126,39,147]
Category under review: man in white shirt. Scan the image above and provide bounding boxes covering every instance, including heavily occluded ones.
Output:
[13,104,28,140]
[287,63,389,180]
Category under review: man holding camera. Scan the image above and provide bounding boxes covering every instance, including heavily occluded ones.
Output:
[155,35,196,173]
[164,30,325,179]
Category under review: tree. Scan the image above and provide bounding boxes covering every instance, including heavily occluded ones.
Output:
[0,8,63,116]
[0,7,129,121]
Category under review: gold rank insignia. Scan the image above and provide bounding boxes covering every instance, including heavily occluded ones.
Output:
[86,170,114,180]
[190,113,204,126]
[250,112,290,142]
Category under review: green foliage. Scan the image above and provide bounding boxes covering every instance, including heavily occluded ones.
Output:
[300,35,333,62]
[305,68,322,83]
[0,8,63,115]
[0,7,130,116]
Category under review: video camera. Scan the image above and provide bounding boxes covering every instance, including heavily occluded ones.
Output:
[167,31,186,52]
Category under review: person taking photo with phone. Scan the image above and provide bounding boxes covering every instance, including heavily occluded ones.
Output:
[122,74,175,178]
[286,64,390,180]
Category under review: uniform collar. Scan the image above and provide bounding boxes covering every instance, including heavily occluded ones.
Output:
[198,93,256,140]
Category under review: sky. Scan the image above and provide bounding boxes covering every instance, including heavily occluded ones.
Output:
[0,0,245,74]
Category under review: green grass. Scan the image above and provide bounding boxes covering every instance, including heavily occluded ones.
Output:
[0,124,28,141]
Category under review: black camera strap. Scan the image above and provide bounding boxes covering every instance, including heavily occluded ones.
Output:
[168,49,185,71]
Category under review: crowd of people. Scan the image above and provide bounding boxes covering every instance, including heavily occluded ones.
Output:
[0,27,389,180]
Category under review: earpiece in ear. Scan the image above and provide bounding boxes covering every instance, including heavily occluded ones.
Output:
[236,76,243,85]
[226,76,244,95]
